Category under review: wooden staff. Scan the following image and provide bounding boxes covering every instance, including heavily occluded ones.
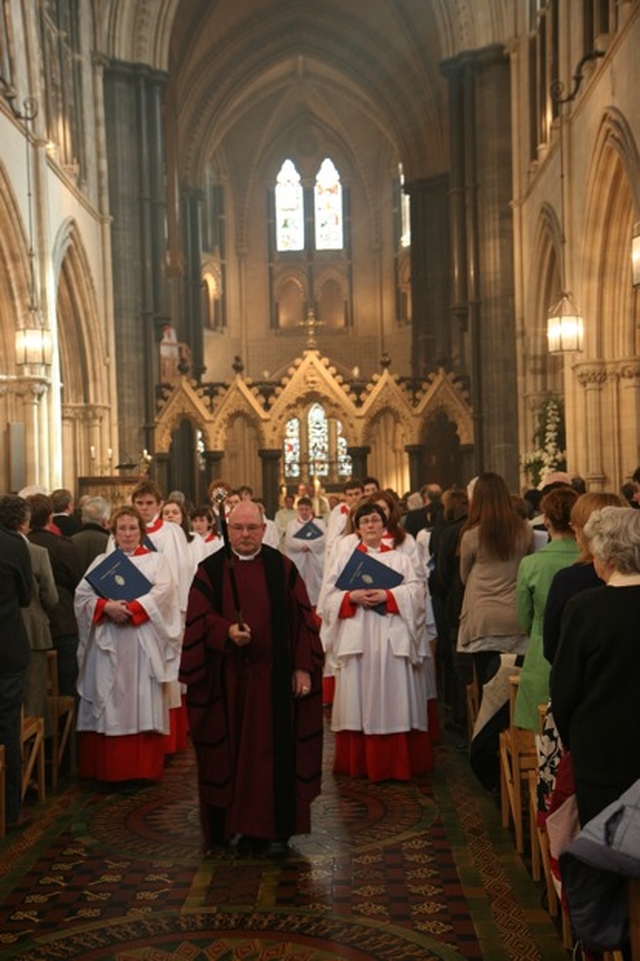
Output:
[211,487,245,630]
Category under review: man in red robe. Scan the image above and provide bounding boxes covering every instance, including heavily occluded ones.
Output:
[180,500,324,856]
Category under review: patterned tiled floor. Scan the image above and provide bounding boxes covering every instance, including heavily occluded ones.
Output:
[0,716,568,960]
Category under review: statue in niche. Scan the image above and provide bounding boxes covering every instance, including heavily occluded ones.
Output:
[159,324,192,382]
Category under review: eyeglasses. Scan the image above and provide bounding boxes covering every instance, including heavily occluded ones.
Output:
[229,523,263,533]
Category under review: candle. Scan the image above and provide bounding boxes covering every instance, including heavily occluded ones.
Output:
[90,445,95,459]
[107,447,113,460]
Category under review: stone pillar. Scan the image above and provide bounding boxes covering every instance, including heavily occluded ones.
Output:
[346,446,370,480]
[182,186,206,381]
[441,45,517,486]
[258,449,282,519]
[404,444,426,493]
[576,365,607,490]
[103,61,169,459]
[405,176,450,377]
[153,452,170,497]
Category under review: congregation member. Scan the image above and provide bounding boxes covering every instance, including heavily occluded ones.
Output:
[51,487,83,536]
[429,487,470,738]
[513,486,579,731]
[27,493,83,697]
[0,506,32,830]
[456,472,534,688]
[0,495,57,729]
[180,499,324,856]
[75,506,183,782]
[403,483,443,538]
[322,502,433,782]
[71,496,111,573]
[551,507,640,827]
[282,495,326,607]
[542,491,625,664]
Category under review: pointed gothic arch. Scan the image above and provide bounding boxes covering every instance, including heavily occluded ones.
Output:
[54,219,112,481]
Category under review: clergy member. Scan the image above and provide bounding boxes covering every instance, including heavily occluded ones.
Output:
[180,499,324,856]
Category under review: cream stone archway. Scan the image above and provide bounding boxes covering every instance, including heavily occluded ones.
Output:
[571,108,640,489]
[54,221,113,483]
[153,349,474,503]
[0,158,53,490]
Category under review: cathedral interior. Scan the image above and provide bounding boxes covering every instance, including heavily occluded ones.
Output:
[1,0,639,511]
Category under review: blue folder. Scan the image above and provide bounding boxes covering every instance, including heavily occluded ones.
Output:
[293,520,324,540]
[335,547,404,615]
[85,549,153,602]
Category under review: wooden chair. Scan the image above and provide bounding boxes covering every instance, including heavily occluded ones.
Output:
[21,709,46,802]
[0,744,5,838]
[498,674,537,854]
[46,649,76,789]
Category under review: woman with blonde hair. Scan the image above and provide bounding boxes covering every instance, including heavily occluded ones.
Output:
[542,491,625,665]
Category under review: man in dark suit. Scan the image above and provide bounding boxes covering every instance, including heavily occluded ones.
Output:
[0,509,32,830]
[51,488,82,536]
[71,496,111,574]
[403,483,443,537]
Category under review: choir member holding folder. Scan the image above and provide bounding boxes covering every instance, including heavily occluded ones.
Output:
[74,507,183,782]
[282,496,326,606]
[322,502,433,781]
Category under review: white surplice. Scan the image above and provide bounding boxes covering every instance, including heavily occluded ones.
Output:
[322,544,428,735]
[75,551,183,736]
[282,516,326,605]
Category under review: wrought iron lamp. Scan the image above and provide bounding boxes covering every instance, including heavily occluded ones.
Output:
[0,81,52,369]
[547,50,604,354]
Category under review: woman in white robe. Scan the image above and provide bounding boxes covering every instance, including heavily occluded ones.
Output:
[323,503,434,781]
[75,507,182,782]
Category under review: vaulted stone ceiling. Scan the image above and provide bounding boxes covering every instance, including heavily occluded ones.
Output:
[94,0,514,182]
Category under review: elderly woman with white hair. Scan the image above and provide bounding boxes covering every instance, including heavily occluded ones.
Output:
[550,506,640,826]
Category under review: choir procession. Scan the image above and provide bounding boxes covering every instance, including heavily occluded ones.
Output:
[3,2,640,957]
[3,470,640,957]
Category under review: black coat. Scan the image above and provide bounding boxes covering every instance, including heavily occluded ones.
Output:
[0,529,32,672]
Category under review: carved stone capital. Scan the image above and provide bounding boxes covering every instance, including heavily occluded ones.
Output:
[574,364,608,388]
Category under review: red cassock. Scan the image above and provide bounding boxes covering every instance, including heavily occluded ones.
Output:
[180,546,324,845]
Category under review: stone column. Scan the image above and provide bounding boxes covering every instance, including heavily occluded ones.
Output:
[346,446,370,480]
[103,61,169,458]
[576,364,607,490]
[404,444,426,493]
[404,176,450,377]
[203,450,225,501]
[153,452,170,496]
[182,186,206,381]
[441,45,516,486]
[258,449,282,519]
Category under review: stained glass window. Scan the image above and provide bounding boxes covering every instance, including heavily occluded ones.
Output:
[336,421,352,477]
[314,158,343,250]
[283,406,351,480]
[283,417,301,477]
[399,163,411,248]
[308,403,329,476]
[275,159,304,251]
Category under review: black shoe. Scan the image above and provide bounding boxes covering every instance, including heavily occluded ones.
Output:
[203,839,232,859]
[236,835,270,856]
[267,838,292,857]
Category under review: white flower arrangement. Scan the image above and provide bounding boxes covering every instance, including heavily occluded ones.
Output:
[521,395,567,487]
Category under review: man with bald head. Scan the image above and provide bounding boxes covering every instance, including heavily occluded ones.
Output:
[180,499,324,857]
